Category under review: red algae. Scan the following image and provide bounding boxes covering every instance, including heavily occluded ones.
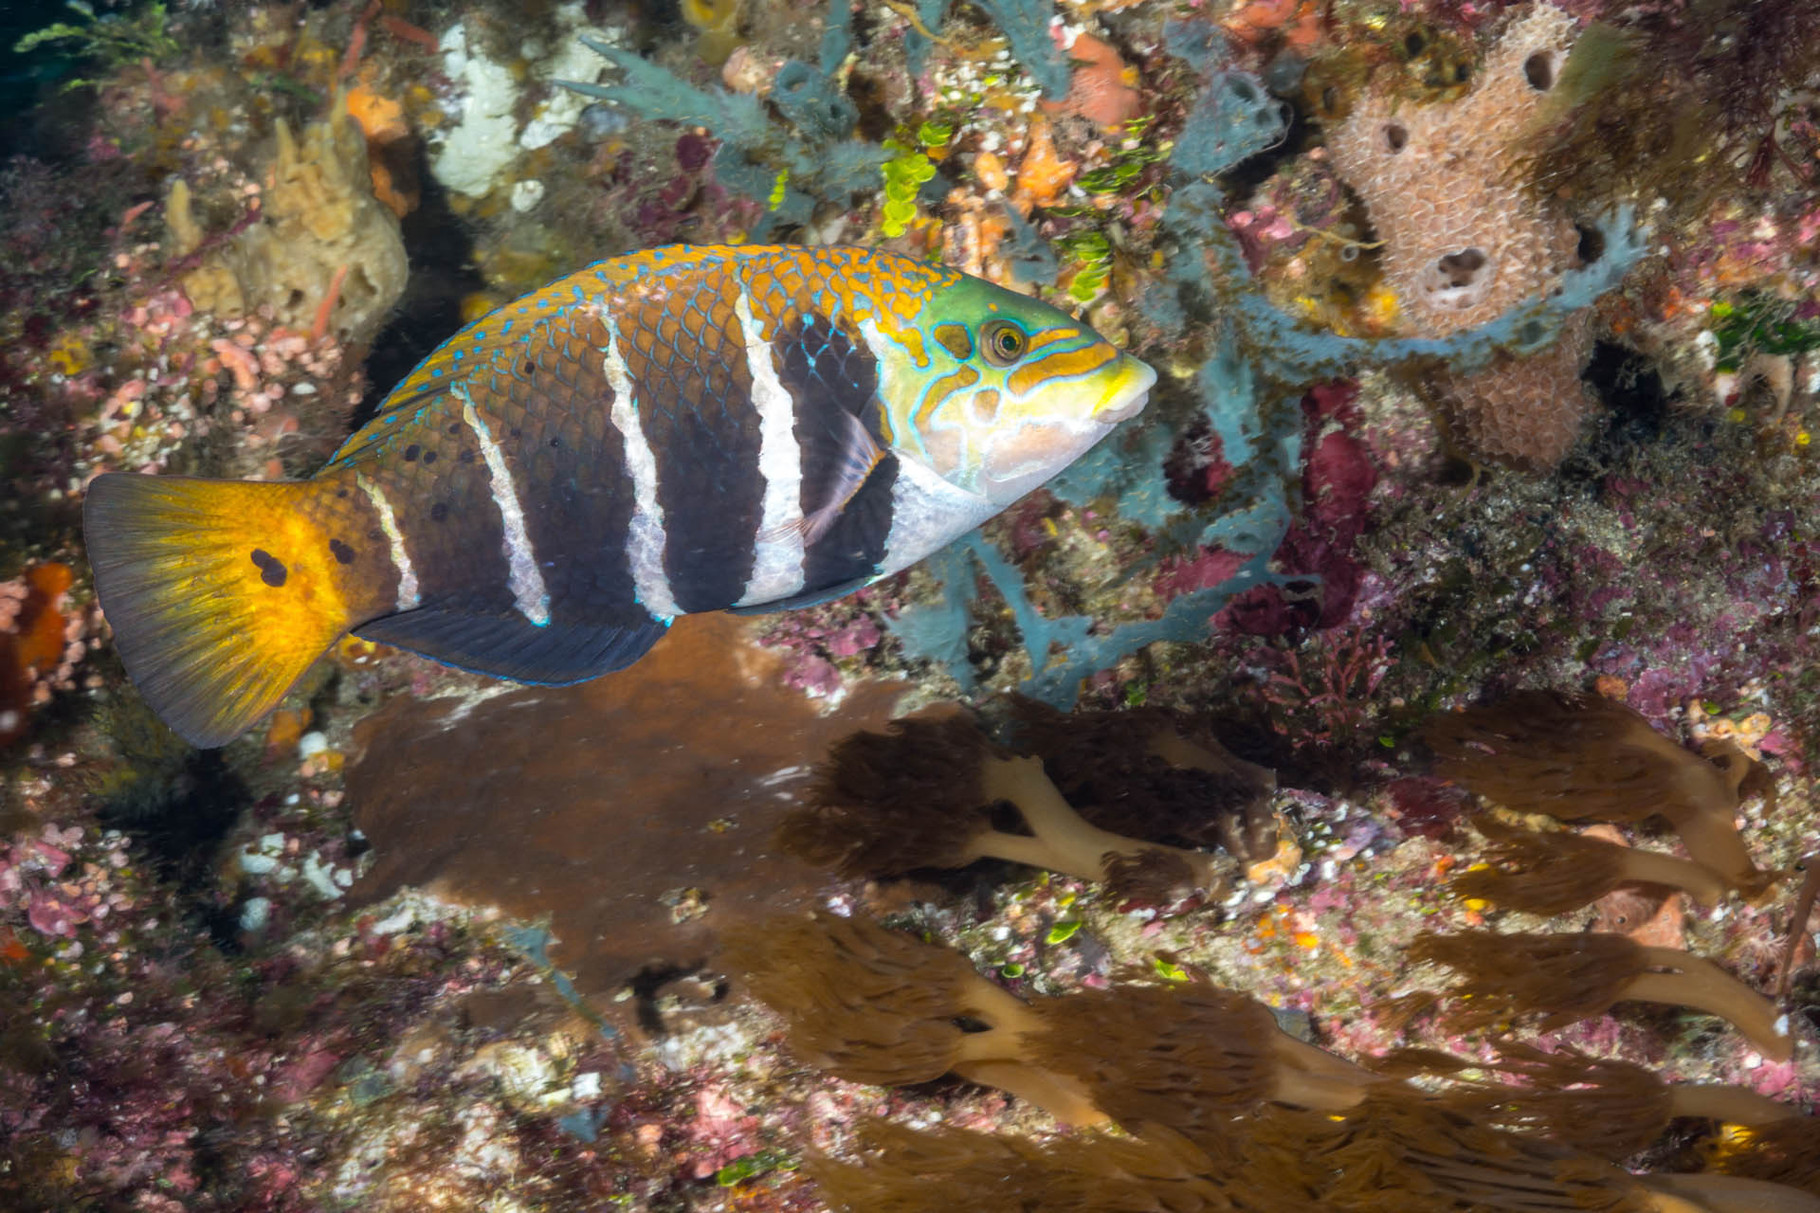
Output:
[1040,32,1142,130]
[345,613,903,1023]
[0,563,81,746]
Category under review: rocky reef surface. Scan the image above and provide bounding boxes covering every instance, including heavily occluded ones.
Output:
[1,0,1818,1209]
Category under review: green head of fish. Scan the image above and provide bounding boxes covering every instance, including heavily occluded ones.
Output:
[867,274,1156,504]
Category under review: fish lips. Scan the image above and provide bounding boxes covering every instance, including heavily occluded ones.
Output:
[1094,355,1158,424]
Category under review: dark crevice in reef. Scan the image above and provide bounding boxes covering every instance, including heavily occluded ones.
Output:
[628,961,729,1037]
[1578,339,1675,462]
[97,738,255,953]
[612,0,685,49]
[99,750,250,897]
[1220,98,1309,201]
[350,152,487,432]
[1575,222,1606,268]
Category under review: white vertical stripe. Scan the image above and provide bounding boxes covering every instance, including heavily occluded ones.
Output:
[733,285,806,607]
[455,384,551,627]
[596,307,681,619]
[356,472,420,611]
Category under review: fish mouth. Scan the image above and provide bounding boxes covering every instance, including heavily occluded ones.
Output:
[1094,356,1158,424]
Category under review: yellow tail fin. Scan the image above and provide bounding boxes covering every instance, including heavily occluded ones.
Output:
[83,473,356,747]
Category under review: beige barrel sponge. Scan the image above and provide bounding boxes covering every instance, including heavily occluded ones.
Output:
[167,104,407,348]
[1327,5,1599,468]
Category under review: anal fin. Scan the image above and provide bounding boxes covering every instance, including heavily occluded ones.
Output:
[355,607,670,685]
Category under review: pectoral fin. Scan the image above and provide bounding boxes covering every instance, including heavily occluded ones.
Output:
[763,408,886,547]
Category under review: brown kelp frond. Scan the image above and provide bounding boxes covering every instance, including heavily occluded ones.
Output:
[725,911,1106,1124]
[723,910,1041,1086]
[729,911,1395,1142]
[1313,1085,1657,1213]
[1441,1041,1800,1162]
[1472,1043,1730,1161]
[1365,1046,1475,1080]
[1701,737,1778,809]
[777,710,1004,876]
[1020,980,1381,1144]
[1099,846,1204,905]
[1007,695,1280,863]
[1774,853,1820,998]
[807,1119,1048,1213]
[1410,931,1793,1061]
[808,1119,1232,1213]
[1410,929,1646,1026]
[1422,691,1712,819]
[741,909,1799,1207]
[1422,692,1774,894]
[782,710,1224,894]
[1436,1043,1669,1161]
[813,1082,1778,1213]
[1456,817,1729,915]
[977,749,1223,895]
[1705,1117,1820,1197]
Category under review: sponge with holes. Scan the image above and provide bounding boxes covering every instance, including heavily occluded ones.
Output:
[1326,4,1596,467]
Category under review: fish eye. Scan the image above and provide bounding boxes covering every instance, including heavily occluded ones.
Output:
[980,320,1026,366]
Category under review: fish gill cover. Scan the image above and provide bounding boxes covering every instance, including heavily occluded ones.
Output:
[1,0,1820,1209]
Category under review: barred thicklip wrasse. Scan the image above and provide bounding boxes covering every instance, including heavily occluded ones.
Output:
[83,244,1155,747]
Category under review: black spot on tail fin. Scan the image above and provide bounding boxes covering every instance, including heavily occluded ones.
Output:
[355,606,669,685]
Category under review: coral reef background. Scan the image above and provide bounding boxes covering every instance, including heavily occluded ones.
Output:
[1,0,1818,1209]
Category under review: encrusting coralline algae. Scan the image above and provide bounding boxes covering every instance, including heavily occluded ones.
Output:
[0,0,1818,1208]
